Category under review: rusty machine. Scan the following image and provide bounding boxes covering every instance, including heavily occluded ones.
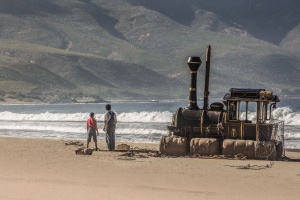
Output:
[159,45,284,160]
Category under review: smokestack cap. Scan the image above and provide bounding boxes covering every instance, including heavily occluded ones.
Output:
[187,57,202,71]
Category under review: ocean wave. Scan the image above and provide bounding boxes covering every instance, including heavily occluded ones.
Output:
[0,111,90,122]
[0,111,173,123]
[284,131,300,139]
[272,107,300,125]
[0,123,167,135]
[0,107,299,125]
[117,111,172,123]
[238,107,300,126]
[0,124,85,133]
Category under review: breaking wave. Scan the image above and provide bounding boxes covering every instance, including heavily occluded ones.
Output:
[272,107,300,126]
[0,111,173,123]
[0,107,299,125]
[238,107,300,126]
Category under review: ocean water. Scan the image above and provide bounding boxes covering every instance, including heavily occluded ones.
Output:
[0,98,299,149]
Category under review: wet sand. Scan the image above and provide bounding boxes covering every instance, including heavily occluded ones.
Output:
[0,137,299,200]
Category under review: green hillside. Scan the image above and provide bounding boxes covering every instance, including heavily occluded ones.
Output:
[0,0,300,103]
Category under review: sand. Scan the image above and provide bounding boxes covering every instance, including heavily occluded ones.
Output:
[0,137,299,200]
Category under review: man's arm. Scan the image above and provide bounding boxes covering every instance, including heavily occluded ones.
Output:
[86,119,89,133]
[103,120,107,131]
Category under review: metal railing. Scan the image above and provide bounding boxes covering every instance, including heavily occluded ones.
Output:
[256,120,285,159]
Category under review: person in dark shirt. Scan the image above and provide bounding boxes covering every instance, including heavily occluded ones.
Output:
[86,112,99,150]
[103,104,117,151]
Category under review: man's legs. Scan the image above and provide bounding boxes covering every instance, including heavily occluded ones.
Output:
[88,127,97,149]
[105,132,111,150]
[92,131,98,150]
[106,125,116,150]
[87,128,92,148]
[109,126,116,150]
[111,131,115,150]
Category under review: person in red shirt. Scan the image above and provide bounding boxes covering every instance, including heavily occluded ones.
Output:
[86,112,99,150]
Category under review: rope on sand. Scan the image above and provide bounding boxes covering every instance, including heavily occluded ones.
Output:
[64,141,83,146]
[117,156,136,160]
[224,162,275,170]
[117,151,149,160]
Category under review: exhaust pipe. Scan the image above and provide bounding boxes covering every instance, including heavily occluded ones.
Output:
[203,45,211,110]
[186,56,202,110]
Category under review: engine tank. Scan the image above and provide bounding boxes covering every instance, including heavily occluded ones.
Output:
[171,106,225,137]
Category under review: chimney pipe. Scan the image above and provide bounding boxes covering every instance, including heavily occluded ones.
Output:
[203,45,211,110]
[187,56,202,110]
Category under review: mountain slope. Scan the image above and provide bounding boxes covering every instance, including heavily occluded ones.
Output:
[0,0,300,103]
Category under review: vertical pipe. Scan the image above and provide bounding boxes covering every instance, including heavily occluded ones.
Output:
[203,45,211,110]
[187,57,202,110]
[237,101,240,120]
[246,101,249,121]
[263,102,268,121]
[257,102,261,122]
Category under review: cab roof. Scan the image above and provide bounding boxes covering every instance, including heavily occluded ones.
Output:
[223,88,280,102]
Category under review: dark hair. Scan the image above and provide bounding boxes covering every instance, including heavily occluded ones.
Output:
[89,112,94,117]
[105,104,111,110]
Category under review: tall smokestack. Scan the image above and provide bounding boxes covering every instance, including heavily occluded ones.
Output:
[187,56,202,110]
[203,45,211,110]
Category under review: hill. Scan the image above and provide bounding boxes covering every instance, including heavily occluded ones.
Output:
[0,0,300,103]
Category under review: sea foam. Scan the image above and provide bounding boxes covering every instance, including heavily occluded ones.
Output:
[0,107,298,125]
[0,111,173,123]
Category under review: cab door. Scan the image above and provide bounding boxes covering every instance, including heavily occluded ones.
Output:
[243,123,256,140]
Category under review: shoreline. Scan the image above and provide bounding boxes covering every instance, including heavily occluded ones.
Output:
[1,136,300,154]
[286,148,300,152]
[1,137,300,200]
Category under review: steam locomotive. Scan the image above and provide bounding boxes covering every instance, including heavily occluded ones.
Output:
[159,45,284,160]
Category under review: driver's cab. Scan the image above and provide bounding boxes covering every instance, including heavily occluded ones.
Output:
[223,88,281,140]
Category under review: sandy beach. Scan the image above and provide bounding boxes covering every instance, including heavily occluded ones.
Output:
[0,137,299,200]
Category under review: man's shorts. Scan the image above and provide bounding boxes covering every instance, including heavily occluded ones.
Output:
[87,127,97,142]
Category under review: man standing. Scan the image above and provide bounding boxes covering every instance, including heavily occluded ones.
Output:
[103,104,117,151]
[86,112,99,150]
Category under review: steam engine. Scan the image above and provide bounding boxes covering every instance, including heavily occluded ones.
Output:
[159,45,284,160]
